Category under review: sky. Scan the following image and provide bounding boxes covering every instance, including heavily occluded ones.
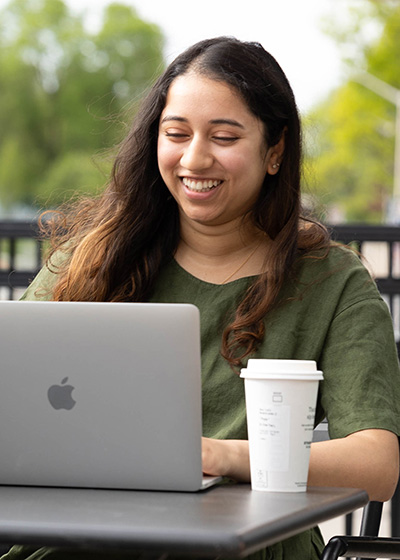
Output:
[0,0,372,113]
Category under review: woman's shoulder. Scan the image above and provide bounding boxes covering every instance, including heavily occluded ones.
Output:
[292,242,381,305]
[298,242,371,278]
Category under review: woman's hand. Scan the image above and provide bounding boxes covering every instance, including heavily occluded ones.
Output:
[201,437,250,482]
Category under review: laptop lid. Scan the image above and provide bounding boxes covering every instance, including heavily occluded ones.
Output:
[0,300,212,492]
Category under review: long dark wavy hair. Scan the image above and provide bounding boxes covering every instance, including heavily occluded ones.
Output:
[42,36,330,369]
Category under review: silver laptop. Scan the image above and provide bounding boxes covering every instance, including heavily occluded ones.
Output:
[0,300,221,492]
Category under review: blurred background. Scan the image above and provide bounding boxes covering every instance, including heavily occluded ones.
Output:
[0,0,399,224]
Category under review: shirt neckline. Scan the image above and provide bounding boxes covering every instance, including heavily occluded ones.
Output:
[171,258,258,288]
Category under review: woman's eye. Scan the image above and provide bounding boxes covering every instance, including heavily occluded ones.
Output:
[214,136,239,143]
[165,132,188,139]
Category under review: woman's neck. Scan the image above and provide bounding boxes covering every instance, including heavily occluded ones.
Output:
[175,217,270,284]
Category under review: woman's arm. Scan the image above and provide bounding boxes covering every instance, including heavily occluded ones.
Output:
[202,429,399,501]
[308,429,399,502]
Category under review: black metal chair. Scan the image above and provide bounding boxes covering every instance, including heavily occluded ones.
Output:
[321,501,400,559]
[321,535,400,559]
[321,483,400,559]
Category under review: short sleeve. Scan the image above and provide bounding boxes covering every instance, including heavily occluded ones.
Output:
[320,294,400,439]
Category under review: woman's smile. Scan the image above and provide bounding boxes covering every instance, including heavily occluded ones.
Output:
[182,177,223,193]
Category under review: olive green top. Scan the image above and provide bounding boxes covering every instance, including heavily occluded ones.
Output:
[153,249,400,442]
[5,244,400,560]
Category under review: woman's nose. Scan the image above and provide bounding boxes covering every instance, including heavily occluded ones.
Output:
[180,137,213,171]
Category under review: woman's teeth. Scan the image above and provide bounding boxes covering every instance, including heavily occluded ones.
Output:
[182,178,222,192]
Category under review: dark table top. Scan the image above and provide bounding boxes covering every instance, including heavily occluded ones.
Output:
[0,484,368,558]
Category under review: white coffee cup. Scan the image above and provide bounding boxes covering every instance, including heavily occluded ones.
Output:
[240,359,323,492]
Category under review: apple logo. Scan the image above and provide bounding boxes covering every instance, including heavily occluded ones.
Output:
[47,377,76,410]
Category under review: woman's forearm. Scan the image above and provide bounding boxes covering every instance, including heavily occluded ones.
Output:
[308,429,399,502]
[202,429,399,501]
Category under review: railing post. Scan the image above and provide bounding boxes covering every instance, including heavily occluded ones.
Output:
[0,220,42,300]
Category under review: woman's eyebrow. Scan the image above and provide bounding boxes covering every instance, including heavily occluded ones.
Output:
[160,115,187,124]
[209,119,245,129]
[160,116,245,129]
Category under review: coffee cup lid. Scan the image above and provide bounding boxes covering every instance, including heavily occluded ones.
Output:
[240,371,323,380]
[240,359,323,380]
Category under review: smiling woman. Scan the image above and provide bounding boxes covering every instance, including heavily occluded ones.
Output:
[3,36,400,560]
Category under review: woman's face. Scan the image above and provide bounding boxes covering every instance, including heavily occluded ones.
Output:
[157,71,280,229]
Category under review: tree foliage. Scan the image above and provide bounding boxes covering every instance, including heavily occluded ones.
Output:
[0,0,164,210]
[303,0,400,223]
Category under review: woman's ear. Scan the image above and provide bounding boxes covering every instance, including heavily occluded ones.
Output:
[267,129,286,175]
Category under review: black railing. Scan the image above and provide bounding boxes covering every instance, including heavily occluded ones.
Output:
[0,220,43,300]
[1,220,400,309]
[328,224,400,309]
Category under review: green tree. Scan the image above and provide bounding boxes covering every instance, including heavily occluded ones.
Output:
[0,0,164,209]
[304,0,400,223]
